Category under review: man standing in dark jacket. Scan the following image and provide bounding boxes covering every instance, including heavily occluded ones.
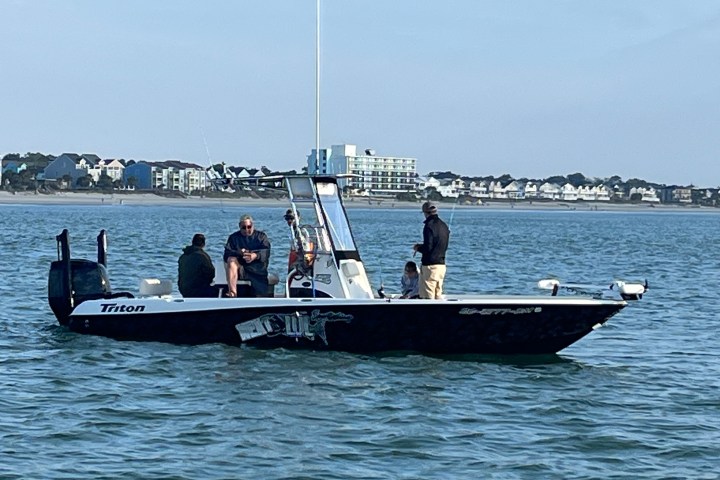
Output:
[412,201,450,299]
[178,233,218,298]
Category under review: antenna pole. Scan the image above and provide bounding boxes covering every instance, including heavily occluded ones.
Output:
[315,0,320,173]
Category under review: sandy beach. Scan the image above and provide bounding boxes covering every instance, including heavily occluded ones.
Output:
[0,190,715,212]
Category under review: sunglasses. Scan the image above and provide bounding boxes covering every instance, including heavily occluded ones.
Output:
[240,224,253,230]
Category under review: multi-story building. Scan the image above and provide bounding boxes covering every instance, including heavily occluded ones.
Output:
[307,144,416,195]
[124,161,207,193]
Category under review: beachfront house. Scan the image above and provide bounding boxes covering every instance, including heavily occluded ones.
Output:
[695,188,719,206]
[2,161,28,174]
[504,181,525,199]
[561,183,578,201]
[86,158,125,184]
[672,187,692,203]
[467,180,488,197]
[595,185,612,201]
[642,187,660,203]
[524,182,539,199]
[100,159,125,182]
[451,178,465,192]
[538,182,562,200]
[578,184,612,201]
[436,179,460,198]
[487,181,507,199]
[416,176,441,194]
[43,153,88,188]
[628,186,660,203]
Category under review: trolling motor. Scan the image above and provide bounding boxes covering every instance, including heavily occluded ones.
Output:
[48,229,131,325]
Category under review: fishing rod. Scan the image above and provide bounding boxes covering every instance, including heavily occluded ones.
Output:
[448,195,459,232]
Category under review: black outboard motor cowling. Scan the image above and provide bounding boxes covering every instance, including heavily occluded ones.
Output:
[49,259,112,325]
[49,229,116,325]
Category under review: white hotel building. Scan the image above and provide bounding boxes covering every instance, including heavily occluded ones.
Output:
[307,144,417,195]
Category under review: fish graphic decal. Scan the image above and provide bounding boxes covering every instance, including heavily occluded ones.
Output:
[236,309,353,345]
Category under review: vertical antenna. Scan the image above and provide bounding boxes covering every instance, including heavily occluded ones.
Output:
[315,0,320,173]
[201,126,215,192]
[201,127,213,167]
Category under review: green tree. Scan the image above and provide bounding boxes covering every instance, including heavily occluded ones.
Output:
[567,172,587,186]
[4,171,20,189]
[61,174,73,189]
[626,178,649,189]
[97,173,114,190]
[427,190,443,201]
[605,175,623,186]
[2,153,20,164]
[76,175,93,189]
[396,191,417,202]
[495,173,514,184]
[19,169,36,190]
[127,176,138,189]
[545,175,567,185]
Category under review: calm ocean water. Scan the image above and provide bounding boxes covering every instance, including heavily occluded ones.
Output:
[1,203,719,479]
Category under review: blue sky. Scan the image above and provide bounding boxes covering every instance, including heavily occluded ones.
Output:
[2,0,719,185]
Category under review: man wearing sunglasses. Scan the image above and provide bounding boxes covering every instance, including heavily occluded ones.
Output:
[223,214,271,297]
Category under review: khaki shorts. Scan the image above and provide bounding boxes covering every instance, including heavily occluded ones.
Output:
[419,264,446,299]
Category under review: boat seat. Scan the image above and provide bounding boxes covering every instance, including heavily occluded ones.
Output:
[211,261,279,297]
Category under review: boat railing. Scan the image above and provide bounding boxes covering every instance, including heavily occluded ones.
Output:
[538,279,648,301]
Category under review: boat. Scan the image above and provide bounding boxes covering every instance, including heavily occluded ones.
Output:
[47,175,647,354]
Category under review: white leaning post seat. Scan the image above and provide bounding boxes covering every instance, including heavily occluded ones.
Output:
[139,278,173,297]
[212,260,279,296]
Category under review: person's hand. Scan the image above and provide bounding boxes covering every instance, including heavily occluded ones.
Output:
[242,251,256,263]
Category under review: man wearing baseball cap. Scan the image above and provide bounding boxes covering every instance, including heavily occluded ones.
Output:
[412,201,450,299]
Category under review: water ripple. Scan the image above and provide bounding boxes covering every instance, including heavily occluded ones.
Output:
[1,206,719,478]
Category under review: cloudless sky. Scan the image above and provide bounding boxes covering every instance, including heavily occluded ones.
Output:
[2,0,719,185]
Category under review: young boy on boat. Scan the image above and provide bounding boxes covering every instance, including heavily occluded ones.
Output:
[400,261,420,299]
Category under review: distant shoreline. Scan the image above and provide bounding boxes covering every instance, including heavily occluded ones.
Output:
[1,190,717,212]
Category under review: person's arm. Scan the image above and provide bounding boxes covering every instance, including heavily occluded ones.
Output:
[298,227,312,252]
[202,253,216,284]
[250,232,271,266]
[416,225,433,255]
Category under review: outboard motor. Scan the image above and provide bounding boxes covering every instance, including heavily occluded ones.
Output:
[48,230,114,325]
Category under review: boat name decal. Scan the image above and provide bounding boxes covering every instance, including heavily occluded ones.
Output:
[236,309,353,345]
[459,307,541,315]
[100,303,146,313]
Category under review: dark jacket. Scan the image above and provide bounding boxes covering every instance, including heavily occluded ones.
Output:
[223,230,271,278]
[417,214,449,265]
[178,245,215,297]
